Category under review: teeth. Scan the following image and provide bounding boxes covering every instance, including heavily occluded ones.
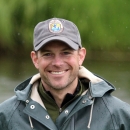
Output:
[51,71,65,75]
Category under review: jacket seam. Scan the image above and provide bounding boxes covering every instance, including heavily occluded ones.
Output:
[101,96,117,130]
[7,100,20,129]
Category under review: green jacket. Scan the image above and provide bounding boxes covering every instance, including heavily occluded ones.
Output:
[0,66,130,130]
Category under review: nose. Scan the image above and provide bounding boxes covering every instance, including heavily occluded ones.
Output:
[51,55,64,67]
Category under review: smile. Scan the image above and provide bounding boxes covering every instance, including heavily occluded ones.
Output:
[49,70,67,75]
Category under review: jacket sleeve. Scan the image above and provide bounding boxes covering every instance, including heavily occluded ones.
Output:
[0,96,19,130]
[103,93,130,130]
[0,112,8,129]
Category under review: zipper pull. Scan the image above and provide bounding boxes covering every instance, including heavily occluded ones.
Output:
[59,108,62,113]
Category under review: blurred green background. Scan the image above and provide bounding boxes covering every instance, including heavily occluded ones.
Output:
[0,0,130,54]
[0,0,130,103]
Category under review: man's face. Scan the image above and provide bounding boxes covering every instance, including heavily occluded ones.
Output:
[31,41,86,91]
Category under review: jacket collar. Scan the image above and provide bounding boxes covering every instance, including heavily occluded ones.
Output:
[14,66,115,102]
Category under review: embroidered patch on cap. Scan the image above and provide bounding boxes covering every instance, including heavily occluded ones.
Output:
[49,19,63,33]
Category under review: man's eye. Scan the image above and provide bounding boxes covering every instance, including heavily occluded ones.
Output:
[63,51,71,55]
[43,53,52,56]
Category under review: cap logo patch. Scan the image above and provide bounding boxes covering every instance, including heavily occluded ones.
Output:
[49,19,63,33]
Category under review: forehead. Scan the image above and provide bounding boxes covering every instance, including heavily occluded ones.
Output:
[39,41,73,51]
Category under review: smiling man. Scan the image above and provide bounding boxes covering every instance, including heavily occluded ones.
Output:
[31,40,86,107]
[0,18,130,130]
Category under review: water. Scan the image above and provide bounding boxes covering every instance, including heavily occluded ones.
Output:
[0,57,130,104]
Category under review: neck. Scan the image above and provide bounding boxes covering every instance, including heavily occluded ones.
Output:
[41,80,78,108]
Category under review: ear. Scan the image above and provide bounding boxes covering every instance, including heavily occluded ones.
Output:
[30,51,39,69]
[78,47,86,66]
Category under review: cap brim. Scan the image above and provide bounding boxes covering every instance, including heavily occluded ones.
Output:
[34,36,79,51]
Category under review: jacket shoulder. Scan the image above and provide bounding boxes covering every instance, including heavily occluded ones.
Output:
[102,93,130,111]
[0,96,20,129]
[102,93,130,129]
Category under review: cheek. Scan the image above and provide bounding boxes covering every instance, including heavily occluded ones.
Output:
[68,57,80,67]
[79,59,83,66]
[38,61,45,68]
[38,59,50,71]
[74,55,81,65]
[78,55,84,66]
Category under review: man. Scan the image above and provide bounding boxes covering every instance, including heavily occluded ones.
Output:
[0,18,130,130]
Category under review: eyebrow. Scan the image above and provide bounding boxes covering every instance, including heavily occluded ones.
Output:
[40,47,74,52]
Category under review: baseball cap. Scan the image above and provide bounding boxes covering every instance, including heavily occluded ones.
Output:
[33,18,82,51]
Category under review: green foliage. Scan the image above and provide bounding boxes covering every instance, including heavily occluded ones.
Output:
[0,0,130,52]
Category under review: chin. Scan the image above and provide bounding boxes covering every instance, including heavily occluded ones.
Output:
[51,84,67,90]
